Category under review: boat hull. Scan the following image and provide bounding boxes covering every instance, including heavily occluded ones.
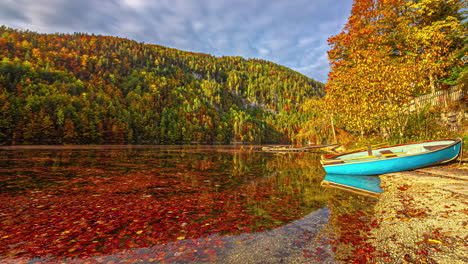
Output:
[321,174,383,197]
[322,139,462,175]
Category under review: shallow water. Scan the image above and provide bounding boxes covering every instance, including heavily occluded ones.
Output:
[0,145,378,263]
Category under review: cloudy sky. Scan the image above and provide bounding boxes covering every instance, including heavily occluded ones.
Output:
[0,0,353,83]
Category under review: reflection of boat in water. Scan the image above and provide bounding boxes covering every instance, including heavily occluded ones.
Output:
[321,138,462,175]
[321,174,383,198]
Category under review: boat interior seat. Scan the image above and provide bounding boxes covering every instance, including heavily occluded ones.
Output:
[424,145,449,151]
[379,150,397,157]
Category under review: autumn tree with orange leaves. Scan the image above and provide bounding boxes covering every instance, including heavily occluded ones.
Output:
[324,0,466,138]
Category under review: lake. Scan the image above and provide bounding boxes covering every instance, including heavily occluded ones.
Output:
[0,145,379,263]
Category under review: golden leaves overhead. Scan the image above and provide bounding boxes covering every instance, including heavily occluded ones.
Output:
[324,0,465,135]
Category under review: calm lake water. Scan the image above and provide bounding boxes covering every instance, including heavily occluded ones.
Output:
[0,145,379,263]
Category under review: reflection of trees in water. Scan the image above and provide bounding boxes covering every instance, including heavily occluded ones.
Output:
[0,146,341,260]
[264,153,330,205]
[242,152,336,229]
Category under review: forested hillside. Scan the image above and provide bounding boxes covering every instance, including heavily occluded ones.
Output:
[0,26,324,144]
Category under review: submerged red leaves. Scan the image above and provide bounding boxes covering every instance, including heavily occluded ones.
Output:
[0,149,320,261]
[325,197,389,264]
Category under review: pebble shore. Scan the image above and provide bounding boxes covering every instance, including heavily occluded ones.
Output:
[369,162,468,263]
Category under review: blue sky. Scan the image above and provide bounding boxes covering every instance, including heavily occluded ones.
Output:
[0,0,353,83]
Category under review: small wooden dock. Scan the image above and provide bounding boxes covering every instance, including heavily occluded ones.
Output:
[262,143,340,153]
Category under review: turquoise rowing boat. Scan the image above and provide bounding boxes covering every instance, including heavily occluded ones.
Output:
[321,138,462,175]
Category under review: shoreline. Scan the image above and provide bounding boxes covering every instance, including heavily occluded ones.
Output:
[368,162,468,263]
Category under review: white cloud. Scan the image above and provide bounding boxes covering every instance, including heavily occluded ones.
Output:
[292,52,330,83]
[191,21,204,32]
[298,36,319,48]
[120,0,148,9]
[258,47,270,56]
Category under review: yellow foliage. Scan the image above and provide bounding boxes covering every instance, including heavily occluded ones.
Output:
[324,0,465,137]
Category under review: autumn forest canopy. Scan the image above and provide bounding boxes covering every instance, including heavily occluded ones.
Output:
[0,0,466,145]
[0,26,325,144]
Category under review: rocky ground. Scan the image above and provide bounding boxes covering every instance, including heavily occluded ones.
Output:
[368,159,468,263]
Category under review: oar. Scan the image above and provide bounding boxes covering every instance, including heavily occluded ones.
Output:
[321,152,406,164]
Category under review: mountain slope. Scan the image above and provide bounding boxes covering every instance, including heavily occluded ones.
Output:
[0,26,324,144]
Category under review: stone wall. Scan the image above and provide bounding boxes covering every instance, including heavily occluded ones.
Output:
[439,106,467,133]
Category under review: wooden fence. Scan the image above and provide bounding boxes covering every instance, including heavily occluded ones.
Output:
[407,86,465,112]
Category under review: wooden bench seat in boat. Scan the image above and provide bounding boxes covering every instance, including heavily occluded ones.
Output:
[423,145,449,151]
[379,150,397,157]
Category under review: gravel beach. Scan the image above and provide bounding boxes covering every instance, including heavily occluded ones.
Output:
[368,162,468,263]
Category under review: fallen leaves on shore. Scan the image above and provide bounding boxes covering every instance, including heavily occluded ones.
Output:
[397,184,412,191]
